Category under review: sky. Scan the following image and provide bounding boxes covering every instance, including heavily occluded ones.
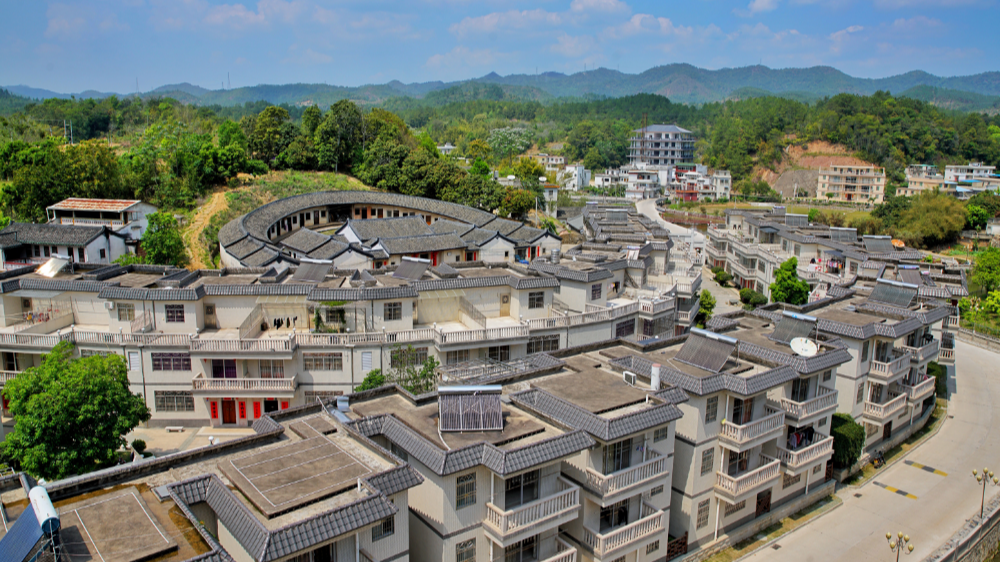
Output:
[1,0,998,94]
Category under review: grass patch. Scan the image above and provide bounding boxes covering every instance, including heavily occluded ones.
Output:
[843,398,948,487]
[666,202,871,223]
[702,494,841,562]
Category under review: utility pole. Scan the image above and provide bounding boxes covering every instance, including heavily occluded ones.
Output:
[69,121,73,145]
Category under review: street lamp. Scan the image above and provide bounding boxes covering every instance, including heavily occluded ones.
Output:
[886,531,914,561]
[972,468,1000,520]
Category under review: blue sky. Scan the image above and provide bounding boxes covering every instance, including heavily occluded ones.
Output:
[1,0,997,93]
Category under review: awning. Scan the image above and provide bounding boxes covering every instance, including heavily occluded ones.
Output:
[823,249,844,258]
[12,289,65,299]
[256,295,307,304]
[418,289,466,299]
[760,226,779,234]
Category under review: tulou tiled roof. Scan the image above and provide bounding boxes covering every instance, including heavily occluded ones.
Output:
[609,354,800,397]
[374,233,468,255]
[282,228,332,254]
[343,217,433,241]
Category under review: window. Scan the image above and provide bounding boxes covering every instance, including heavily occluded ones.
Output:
[701,448,715,476]
[390,442,408,462]
[165,305,185,323]
[456,539,476,562]
[696,499,711,529]
[591,283,602,300]
[81,349,113,358]
[527,335,559,354]
[505,537,537,562]
[724,500,746,517]
[791,378,809,402]
[819,417,827,427]
[654,426,669,442]
[446,350,470,365]
[705,396,719,423]
[456,473,476,509]
[861,341,870,362]
[600,499,629,532]
[528,292,544,309]
[603,438,632,474]
[813,464,824,474]
[615,319,635,337]
[155,391,194,412]
[650,485,663,496]
[304,353,343,371]
[488,346,509,362]
[372,516,394,541]
[384,302,403,321]
[117,303,135,322]
[782,473,801,489]
[99,248,107,260]
[390,347,428,368]
[647,541,660,555]
[823,370,832,382]
[78,248,85,262]
[504,470,539,508]
[856,384,865,404]
[259,360,285,378]
[151,353,191,371]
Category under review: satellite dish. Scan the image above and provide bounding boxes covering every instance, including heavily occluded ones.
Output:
[790,337,818,358]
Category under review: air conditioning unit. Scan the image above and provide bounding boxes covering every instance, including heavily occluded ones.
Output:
[105,301,115,310]
[623,371,637,385]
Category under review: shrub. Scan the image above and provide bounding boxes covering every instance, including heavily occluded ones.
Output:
[710,266,724,275]
[927,361,947,397]
[739,288,754,303]
[831,413,865,469]
[131,439,147,455]
[715,271,733,287]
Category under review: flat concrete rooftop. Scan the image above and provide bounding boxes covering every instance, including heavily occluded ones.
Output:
[530,354,652,414]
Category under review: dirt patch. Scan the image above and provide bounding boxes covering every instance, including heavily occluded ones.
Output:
[183,187,239,270]
[757,140,876,195]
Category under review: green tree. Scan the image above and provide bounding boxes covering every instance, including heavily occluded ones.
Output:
[440,174,504,213]
[466,139,492,162]
[386,346,439,395]
[488,127,531,164]
[513,157,546,195]
[830,413,865,469]
[500,188,535,218]
[871,194,913,229]
[973,247,1000,293]
[314,101,365,172]
[141,211,187,267]
[251,106,291,164]
[469,158,491,178]
[217,120,248,153]
[807,209,821,223]
[966,204,991,231]
[301,105,322,136]
[769,257,811,305]
[714,270,733,287]
[417,132,441,158]
[696,289,716,328]
[1,342,151,479]
[896,190,966,247]
[354,369,387,392]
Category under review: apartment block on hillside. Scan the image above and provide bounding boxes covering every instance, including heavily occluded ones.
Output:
[628,125,695,167]
[817,165,886,203]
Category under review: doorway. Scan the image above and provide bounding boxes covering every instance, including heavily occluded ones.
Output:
[264,399,279,414]
[204,305,217,329]
[500,294,510,316]
[882,421,893,441]
[755,490,772,517]
[222,400,237,424]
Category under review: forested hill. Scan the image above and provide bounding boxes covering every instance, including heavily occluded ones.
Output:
[7,64,1000,108]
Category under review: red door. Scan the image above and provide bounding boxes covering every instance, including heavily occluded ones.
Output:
[222,400,237,424]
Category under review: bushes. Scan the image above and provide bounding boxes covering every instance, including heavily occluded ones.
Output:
[739,288,768,309]
[715,270,733,287]
[831,413,866,469]
[927,361,947,397]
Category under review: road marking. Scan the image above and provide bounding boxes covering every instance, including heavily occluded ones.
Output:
[873,481,918,500]
[904,460,948,477]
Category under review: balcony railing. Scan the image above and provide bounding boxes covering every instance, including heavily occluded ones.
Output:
[770,388,838,420]
[870,350,911,381]
[0,371,20,386]
[676,302,699,325]
[901,340,939,363]
[582,502,663,557]
[73,331,193,347]
[938,348,955,363]
[640,299,674,315]
[715,454,781,499]
[720,410,784,449]
[484,477,579,537]
[190,338,294,353]
[434,325,529,346]
[58,217,126,228]
[775,436,834,469]
[944,316,959,329]
[901,377,935,402]
[863,392,907,422]
[541,538,577,562]
[191,374,297,393]
[581,450,666,497]
[297,329,435,346]
[0,332,72,348]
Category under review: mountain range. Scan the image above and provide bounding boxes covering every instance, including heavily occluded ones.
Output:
[5,63,1000,111]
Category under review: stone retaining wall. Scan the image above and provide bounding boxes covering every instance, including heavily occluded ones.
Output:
[925,492,1000,562]
[955,328,1000,354]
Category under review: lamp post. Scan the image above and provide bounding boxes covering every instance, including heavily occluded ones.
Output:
[973,468,1000,520]
[886,531,914,562]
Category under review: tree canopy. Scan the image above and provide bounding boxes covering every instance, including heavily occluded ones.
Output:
[973,248,1000,294]
[769,257,811,305]
[1,342,151,479]
[141,212,187,267]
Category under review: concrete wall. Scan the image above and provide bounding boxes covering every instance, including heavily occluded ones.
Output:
[925,491,1000,562]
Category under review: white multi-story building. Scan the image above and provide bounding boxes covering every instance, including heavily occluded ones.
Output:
[711,171,732,200]
[817,165,887,204]
[558,163,591,190]
[945,162,996,182]
[628,125,695,166]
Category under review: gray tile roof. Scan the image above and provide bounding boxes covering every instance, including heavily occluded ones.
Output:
[0,222,105,247]
[99,286,206,301]
[429,219,471,235]
[308,286,418,301]
[0,277,110,294]
[203,284,312,296]
[242,248,281,268]
[375,233,467,255]
[608,353,800,397]
[343,217,433,241]
[483,217,525,236]
[409,274,558,292]
[510,388,683,442]
[282,228,332,254]
[529,262,614,283]
[218,214,248,247]
[225,237,266,259]
[307,239,350,260]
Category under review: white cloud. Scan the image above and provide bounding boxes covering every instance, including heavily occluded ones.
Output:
[605,14,694,39]
[569,0,629,13]
[204,0,305,29]
[282,45,333,65]
[45,4,88,38]
[745,0,780,14]
[449,9,564,37]
[829,24,863,41]
[426,45,509,69]
[890,15,943,31]
[550,33,597,57]
[874,0,979,7]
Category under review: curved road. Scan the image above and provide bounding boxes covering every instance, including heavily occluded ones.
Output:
[743,341,996,561]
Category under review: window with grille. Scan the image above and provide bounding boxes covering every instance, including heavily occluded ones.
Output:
[600,499,629,532]
[861,340,870,362]
[155,391,194,412]
[528,292,544,309]
[81,349,114,358]
[701,448,715,476]
[651,485,663,496]
[390,442,408,462]
[304,353,343,371]
[705,396,719,422]
[165,305,185,323]
[654,426,669,442]
[724,500,746,516]
[813,464,823,474]
[615,319,635,337]
[696,499,711,529]
[782,473,802,489]
[384,302,403,321]
[446,350,470,365]
[591,283,602,300]
[527,335,559,354]
[391,347,428,368]
[646,541,660,555]
[856,384,865,404]
[823,370,832,382]
[488,346,509,362]
[456,540,476,562]
[456,473,476,509]
[151,353,191,371]
[819,417,827,427]
[259,360,285,378]
[117,303,135,322]
[371,516,394,541]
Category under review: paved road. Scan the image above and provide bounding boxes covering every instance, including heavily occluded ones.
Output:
[743,341,998,562]
[634,199,706,247]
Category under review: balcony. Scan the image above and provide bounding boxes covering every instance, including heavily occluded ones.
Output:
[639,299,674,316]
[719,410,785,452]
[540,538,577,562]
[484,477,580,544]
[570,450,667,502]
[582,501,663,558]
[715,454,781,502]
[863,392,907,424]
[73,331,192,347]
[938,347,955,364]
[900,377,935,403]
[191,373,297,395]
[433,324,530,347]
[0,371,20,387]
[190,336,295,358]
[769,388,838,422]
[0,332,72,350]
[676,301,699,325]
[57,217,126,228]
[869,350,911,383]
[944,316,959,330]
[901,340,939,363]
[775,436,834,472]
[296,329,435,347]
